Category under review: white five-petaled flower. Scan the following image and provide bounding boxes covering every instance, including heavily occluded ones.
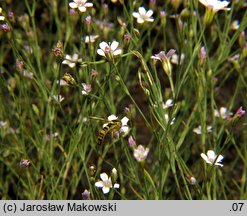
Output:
[133,145,149,162]
[200,150,224,167]
[104,115,130,136]
[81,83,92,95]
[214,107,233,119]
[62,54,82,68]
[193,125,212,134]
[132,6,154,24]
[85,35,99,43]
[97,41,122,58]
[95,172,120,194]
[69,0,93,13]
[198,0,231,12]
[162,99,173,109]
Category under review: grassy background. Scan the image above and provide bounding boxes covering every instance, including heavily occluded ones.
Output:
[0,0,247,199]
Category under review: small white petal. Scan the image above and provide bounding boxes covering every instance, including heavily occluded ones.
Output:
[137,17,145,24]
[97,49,106,57]
[69,2,78,8]
[108,115,118,121]
[111,41,119,51]
[102,186,110,194]
[138,7,146,15]
[0,15,5,21]
[100,173,109,181]
[121,117,129,126]
[99,41,109,51]
[68,62,76,68]
[207,150,216,160]
[216,154,224,162]
[146,10,153,17]
[200,153,211,164]
[95,181,104,188]
[78,6,86,12]
[85,2,93,7]
[132,12,140,18]
[113,49,122,56]
[146,18,154,22]
[114,183,120,189]
[120,126,129,134]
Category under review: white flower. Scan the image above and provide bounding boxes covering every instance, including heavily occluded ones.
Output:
[200,150,224,167]
[214,107,233,119]
[69,0,93,13]
[97,41,122,58]
[162,99,173,109]
[95,173,120,194]
[165,114,175,125]
[133,145,149,162]
[104,115,130,136]
[193,125,212,134]
[85,35,99,43]
[81,83,92,95]
[52,95,64,103]
[198,0,231,12]
[62,54,82,68]
[132,6,154,23]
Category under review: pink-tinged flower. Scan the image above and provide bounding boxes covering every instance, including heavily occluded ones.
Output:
[82,189,90,200]
[201,150,224,167]
[128,135,136,147]
[97,41,122,58]
[214,107,233,119]
[199,46,206,61]
[198,0,231,12]
[133,145,149,162]
[62,54,82,68]
[132,6,154,24]
[69,0,93,13]
[151,49,176,75]
[81,83,92,95]
[20,159,30,167]
[1,23,10,32]
[95,172,120,194]
[235,106,245,118]
[152,49,176,61]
